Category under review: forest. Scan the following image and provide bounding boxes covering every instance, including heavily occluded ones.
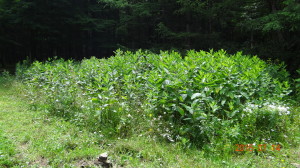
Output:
[0,0,299,74]
[0,0,300,167]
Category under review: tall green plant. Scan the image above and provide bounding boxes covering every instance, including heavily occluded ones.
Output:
[17,49,292,152]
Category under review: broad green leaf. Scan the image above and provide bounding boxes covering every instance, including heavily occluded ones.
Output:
[177,106,185,116]
[191,93,202,100]
[180,94,188,102]
[180,103,193,114]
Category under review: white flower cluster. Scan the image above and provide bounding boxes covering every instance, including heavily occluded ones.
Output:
[266,104,290,115]
[244,102,290,115]
[244,103,259,113]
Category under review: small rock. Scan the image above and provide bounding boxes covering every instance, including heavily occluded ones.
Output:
[98,152,108,162]
[96,152,112,168]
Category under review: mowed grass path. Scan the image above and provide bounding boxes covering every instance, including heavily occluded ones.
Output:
[0,79,300,168]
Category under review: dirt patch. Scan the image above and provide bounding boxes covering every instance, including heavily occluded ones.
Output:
[15,142,49,167]
[75,159,98,168]
[30,156,49,167]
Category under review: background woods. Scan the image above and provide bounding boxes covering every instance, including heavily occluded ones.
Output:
[0,0,299,74]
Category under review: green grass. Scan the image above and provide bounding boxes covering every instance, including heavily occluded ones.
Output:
[0,130,19,168]
[0,78,103,167]
[0,77,299,167]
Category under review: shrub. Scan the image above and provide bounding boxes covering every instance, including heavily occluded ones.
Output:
[296,69,300,101]
[17,49,292,152]
[0,69,13,86]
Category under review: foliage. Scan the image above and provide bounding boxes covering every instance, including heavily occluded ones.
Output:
[1,78,298,168]
[295,69,300,101]
[17,50,294,153]
[0,70,13,85]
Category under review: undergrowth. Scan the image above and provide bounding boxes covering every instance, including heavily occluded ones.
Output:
[17,49,298,155]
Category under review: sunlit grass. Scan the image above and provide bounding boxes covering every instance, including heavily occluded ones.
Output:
[0,78,102,167]
[0,130,19,168]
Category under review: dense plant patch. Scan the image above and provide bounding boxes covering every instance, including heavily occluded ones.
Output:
[17,50,295,153]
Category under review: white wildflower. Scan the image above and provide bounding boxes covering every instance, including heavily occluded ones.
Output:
[244,102,290,115]
[266,104,290,115]
[244,103,259,113]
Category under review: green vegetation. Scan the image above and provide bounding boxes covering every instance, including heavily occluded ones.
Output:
[0,0,299,167]
[0,130,19,168]
[0,77,103,167]
[296,69,300,101]
[17,50,299,155]
[0,50,298,167]
[0,74,19,168]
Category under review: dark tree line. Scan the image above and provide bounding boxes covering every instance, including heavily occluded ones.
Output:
[0,0,299,73]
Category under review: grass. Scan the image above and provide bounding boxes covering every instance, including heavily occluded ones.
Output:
[0,77,299,167]
[0,78,103,167]
[0,130,19,168]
